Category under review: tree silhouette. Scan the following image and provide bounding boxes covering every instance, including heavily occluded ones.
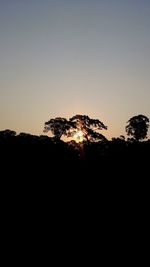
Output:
[126,114,149,141]
[69,115,107,142]
[44,117,73,140]
[0,129,16,138]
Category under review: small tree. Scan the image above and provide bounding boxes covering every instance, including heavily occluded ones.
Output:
[69,114,107,142]
[126,114,149,141]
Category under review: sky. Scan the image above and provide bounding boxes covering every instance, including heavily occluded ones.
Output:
[0,0,150,139]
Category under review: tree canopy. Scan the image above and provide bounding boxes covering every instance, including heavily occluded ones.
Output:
[44,117,73,140]
[69,114,107,142]
[126,114,149,141]
[44,114,108,142]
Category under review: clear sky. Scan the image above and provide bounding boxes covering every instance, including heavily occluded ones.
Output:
[0,0,150,139]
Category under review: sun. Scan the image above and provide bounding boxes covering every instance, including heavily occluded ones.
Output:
[73,130,84,143]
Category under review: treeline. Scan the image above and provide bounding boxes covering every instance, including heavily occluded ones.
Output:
[0,128,149,163]
[0,114,149,174]
[1,115,149,226]
[0,129,150,206]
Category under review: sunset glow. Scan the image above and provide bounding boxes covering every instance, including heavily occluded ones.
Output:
[0,1,150,139]
[73,130,84,143]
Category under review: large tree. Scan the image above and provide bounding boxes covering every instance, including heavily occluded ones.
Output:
[44,117,73,140]
[69,114,107,142]
[126,114,149,141]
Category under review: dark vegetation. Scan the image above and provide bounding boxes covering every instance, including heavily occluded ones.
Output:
[1,114,149,175]
[1,114,149,231]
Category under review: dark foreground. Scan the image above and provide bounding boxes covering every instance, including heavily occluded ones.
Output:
[1,132,149,253]
[1,132,149,178]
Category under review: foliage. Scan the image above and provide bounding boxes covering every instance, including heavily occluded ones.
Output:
[44,117,73,140]
[126,114,149,141]
[0,129,16,137]
[69,114,107,142]
[44,115,107,142]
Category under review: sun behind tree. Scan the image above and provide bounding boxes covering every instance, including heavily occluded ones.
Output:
[72,130,84,143]
[69,115,107,143]
[43,114,107,143]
